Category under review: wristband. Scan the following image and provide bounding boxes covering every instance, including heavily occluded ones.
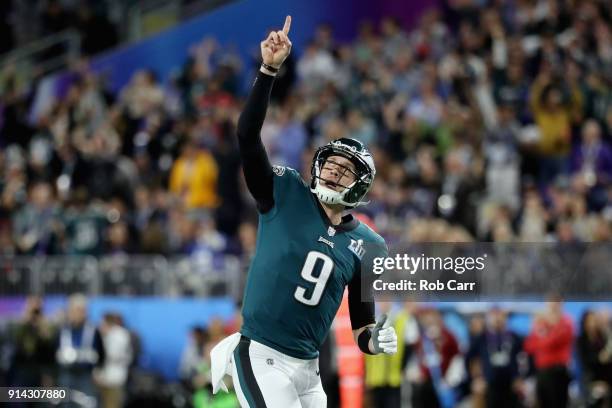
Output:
[357,328,374,355]
[259,65,277,77]
[261,63,279,73]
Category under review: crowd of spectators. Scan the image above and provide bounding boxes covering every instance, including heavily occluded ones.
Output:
[364,299,612,408]
[1,0,611,262]
[0,294,239,408]
[1,295,138,408]
[1,295,610,408]
[0,1,611,406]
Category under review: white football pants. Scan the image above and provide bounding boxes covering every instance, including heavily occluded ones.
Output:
[229,336,327,408]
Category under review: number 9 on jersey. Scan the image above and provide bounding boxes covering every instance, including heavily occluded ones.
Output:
[294,251,334,306]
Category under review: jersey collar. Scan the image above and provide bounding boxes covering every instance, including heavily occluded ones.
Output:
[311,193,360,232]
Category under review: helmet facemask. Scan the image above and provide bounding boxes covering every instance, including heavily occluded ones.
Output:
[312,156,358,206]
[310,139,375,208]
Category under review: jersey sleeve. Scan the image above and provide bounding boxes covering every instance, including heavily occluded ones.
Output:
[236,72,276,213]
[347,233,388,330]
[347,267,375,330]
[261,166,309,220]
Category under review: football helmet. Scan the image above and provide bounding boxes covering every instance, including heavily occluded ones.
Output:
[310,138,376,208]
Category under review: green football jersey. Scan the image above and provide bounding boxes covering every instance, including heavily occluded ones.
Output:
[240,166,386,359]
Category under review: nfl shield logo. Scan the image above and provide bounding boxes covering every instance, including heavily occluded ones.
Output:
[327,226,336,237]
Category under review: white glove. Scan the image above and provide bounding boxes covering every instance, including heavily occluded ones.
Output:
[372,314,398,354]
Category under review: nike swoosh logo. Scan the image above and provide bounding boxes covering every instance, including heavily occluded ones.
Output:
[316,370,320,376]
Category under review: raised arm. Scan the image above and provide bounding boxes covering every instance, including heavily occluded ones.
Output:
[237,16,292,213]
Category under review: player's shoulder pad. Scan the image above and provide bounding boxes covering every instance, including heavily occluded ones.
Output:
[355,221,386,245]
[347,221,388,260]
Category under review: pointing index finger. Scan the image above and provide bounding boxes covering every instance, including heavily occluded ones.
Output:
[283,15,291,35]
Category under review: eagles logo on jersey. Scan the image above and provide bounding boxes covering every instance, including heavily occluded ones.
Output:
[272,165,286,176]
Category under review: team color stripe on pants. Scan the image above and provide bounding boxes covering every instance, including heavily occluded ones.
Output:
[234,337,267,407]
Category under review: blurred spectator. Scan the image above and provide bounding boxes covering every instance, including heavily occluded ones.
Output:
[55,294,105,403]
[105,221,134,255]
[437,148,481,232]
[577,309,612,408]
[119,70,165,123]
[212,130,243,236]
[261,106,307,169]
[467,308,524,408]
[179,326,208,383]
[407,79,445,128]
[490,26,530,121]
[192,213,227,260]
[529,68,582,188]
[180,323,239,408]
[484,103,521,210]
[365,302,418,408]
[74,129,134,206]
[12,182,61,255]
[94,313,132,408]
[346,108,377,146]
[117,314,141,375]
[570,119,612,210]
[7,296,55,388]
[518,187,548,241]
[524,296,574,408]
[62,189,109,255]
[0,147,28,217]
[169,137,219,209]
[26,133,57,184]
[407,308,464,408]
[297,40,338,91]
[204,318,227,355]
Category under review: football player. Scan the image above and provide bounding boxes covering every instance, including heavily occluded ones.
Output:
[217,16,397,407]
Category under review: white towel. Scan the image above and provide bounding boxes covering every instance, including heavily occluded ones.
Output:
[210,332,241,394]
